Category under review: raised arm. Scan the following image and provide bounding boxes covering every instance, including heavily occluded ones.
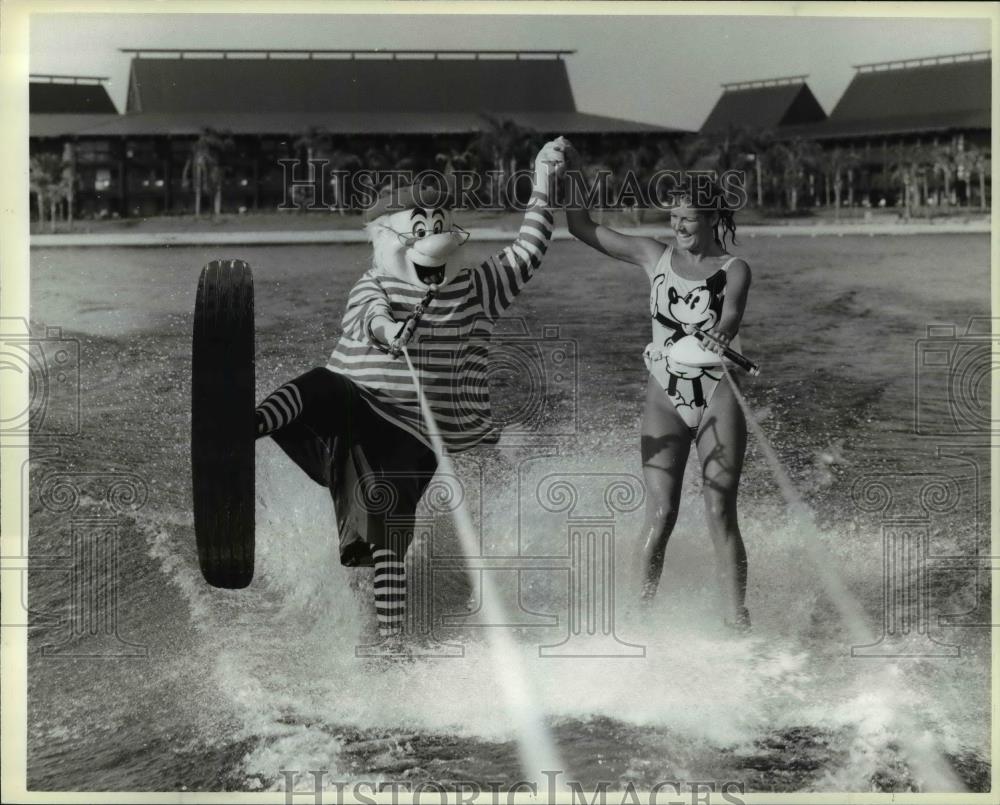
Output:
[563,144,664,270]
[472,139,562,320]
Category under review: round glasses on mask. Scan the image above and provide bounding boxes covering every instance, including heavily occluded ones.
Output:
[382,223,470,248]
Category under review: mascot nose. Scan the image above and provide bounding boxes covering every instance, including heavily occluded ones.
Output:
[406,232,466,268]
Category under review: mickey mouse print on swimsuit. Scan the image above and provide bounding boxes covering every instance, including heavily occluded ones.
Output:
[644,246,738,433]
[650,268,727,346]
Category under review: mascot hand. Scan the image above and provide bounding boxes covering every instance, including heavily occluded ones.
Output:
[534,137,569,186]
[561,140,580,169]
[389,317,419,358]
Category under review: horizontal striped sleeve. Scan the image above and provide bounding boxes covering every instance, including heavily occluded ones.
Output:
[342,271,393,342]
[473,189,555,320]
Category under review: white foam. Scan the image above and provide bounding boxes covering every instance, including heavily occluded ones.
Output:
[138,435,982,791]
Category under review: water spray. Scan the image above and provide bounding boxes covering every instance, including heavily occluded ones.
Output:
[717,360,965,791]
[719,359,871,644]
[400,344,566,785]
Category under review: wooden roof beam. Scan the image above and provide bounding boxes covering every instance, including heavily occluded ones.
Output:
[118,48,576,60]
[853,51,990,72]
[29,73,110,84]
[721,75,809,91]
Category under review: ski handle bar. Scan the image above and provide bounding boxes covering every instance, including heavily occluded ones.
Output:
[389,284,438,357]
[691,328,761,376]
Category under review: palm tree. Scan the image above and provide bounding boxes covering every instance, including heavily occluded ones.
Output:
[30,152,65,232]
[476,115,538,209]
[682,125,749,173]
[928,141,958,207]
[435,145,474,176]
[766,137,822,212]
[682,126,772,208]
[607,142,658,223]
[61,142,77,227]
[363,140,419,176]
[181,128,233,216]
[290,126,332,210]
[817,146,861,218]
[889,143,930,220]
[746,128,775,208]
[327,148,362,214]
[294,126,332,164]
[561,144,614,223]
[652,138,684,172]
[434,145,475,206]
[962,143,990,211]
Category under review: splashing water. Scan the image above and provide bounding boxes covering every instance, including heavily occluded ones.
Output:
[720,364,966,792]
[401,347,566,784]
[26,239,989,792]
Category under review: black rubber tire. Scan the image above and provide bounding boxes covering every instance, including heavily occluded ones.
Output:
[191,260,255,589]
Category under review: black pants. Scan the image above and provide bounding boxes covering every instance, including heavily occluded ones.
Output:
[265,367,438,567]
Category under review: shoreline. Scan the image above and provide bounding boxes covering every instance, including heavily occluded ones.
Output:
[30,219,991,247]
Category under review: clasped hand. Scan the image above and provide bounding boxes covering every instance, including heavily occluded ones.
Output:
[683,323,732,356]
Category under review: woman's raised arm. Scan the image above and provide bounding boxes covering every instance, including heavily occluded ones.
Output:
[563,143,664,270]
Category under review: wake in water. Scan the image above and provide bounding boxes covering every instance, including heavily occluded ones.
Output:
[134,429,989,793]
[26,236,991,794]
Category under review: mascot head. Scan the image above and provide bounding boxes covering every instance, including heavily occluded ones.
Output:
[365,180,469,287]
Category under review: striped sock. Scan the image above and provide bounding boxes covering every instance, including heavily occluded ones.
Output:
[372,547,406,638]
[255,381,304,436]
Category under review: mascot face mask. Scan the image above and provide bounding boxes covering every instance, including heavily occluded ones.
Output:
[372,206,468,287]
[366,182,469,287]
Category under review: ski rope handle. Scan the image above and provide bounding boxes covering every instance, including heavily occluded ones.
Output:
[690,327,761,376]
[389,284,438,357]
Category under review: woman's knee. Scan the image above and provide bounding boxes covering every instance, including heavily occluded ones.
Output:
[643,500,679,538]
[702,491,738,530]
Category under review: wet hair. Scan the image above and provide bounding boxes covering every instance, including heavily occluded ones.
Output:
[674,177,737,250]
[714,208,738,250]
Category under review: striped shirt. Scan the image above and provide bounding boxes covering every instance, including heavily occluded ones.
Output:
[327,190,554,453]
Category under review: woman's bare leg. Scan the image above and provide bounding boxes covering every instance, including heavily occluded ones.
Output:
[695,377,749,627]
[637,379,693,601]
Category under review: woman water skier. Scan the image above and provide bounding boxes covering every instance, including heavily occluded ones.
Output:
[563,147,752,631]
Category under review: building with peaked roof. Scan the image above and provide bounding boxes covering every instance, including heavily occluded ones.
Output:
[698,53,990,211]
[28,75,120,139]
[105,48,676,136]
[813,51,990,141]
[30,49,991,219]
[699,76,827,135]
[30,49,687,218]
[804,51,991,209]
[30,74,117,113]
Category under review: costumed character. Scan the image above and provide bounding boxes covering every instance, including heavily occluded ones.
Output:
[254,139,567,642]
